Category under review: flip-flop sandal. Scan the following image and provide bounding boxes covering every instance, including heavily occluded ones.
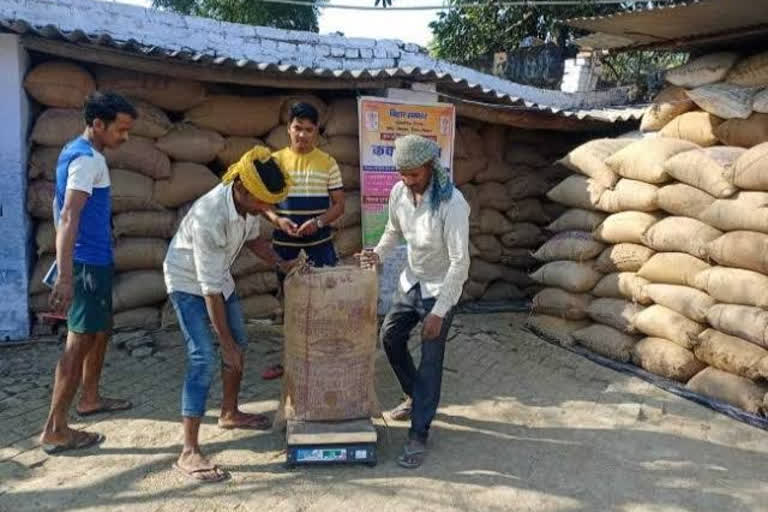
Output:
[389,402,412,421]
[42,431,105,455]
[77,397,133,417]
[261,365,284,380]
[397,441,426,469]
[218,414,272,431]
[173,463,230,484]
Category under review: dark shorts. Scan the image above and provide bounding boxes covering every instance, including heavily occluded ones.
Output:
[68,262,113,334]
[273,240,338,286]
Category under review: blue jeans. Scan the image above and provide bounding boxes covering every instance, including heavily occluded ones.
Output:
[380,284,455,442]
[169,291,249,418]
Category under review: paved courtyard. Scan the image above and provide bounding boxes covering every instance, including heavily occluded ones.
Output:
[1,312,767,512]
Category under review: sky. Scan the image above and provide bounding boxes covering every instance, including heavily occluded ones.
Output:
[112,0,437,47]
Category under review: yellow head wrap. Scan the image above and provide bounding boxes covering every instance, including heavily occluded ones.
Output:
[221,146,293,204]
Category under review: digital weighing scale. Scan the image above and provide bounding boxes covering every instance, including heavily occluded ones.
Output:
[286,418,378,467]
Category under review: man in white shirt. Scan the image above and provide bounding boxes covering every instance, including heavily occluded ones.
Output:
[164,147,295,483]
[358,134,470,468]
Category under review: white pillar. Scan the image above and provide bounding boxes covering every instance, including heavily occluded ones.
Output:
[0,34,31,341]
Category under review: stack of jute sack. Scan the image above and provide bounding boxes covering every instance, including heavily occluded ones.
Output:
[528,63,768,414]
[456,124,577,303]
[24,60,364,331]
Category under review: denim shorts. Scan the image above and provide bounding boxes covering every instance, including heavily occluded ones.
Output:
[169,291,248,417]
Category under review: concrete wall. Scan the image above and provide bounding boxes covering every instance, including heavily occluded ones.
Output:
[0,34,31,341]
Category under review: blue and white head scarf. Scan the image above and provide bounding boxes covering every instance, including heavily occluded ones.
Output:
[393,134,453,213]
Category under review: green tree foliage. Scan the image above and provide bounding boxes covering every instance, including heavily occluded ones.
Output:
[152,0,322,32]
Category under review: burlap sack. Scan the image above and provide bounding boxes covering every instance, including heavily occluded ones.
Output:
[638,252,711,288]
[605,138,698,184]
[596,179,659,213]
[113,307,161,331]
[547,208,607,233]
[727,142,768,190]
[113,270,167,312]
[277,266,379,426]
[95,66,206,111]
[236,272,279,297]
[469,258,503,283]
[232,249,272,278]
[498,266,535,288]
[531,288,592,320]
[641,86,696,132]
[216,137,264,167]
[28,146,61,181]
[642,216,722,258]
[632,337,706,382]
[113,210,177,239]
[642,283,715,323]
[687,367,767,415]
[454,157,487,186]
[664,147,742,198]
[477,182,514,211]
[152,162,219,208]
[480,124,506,158]
[532,231,604,262]
[105,136,171,179]
[592,272,651,305]
[592,211,661,245]
[340,164,360,190]
[499,223,544,248]
[241,294,280,319]
[656,183,716,218]
[694,267,768,308]
[557,138,632,187]
[24,61,95,108]
[706,231,768,274]
[27,179,54,220]
[707,304,768,350]
[715,114,768,148]
[114,238,168,271]
[505,172,552,200]
[633,305,705,350]
[36,221,56,255]
[530,261,602,294]
[572,324,638,363]
[321,136,360,166]
[754,89,768,114]
[471,235,502,263]
[699,191,768,233]
[481,281,524,301]
[726,50,768,87]
[686,84,756,120]
[184,95,282,136]
[499,248,537,268]
[474,160,515,183]
[478,209,514,235]
[130,98,172,139]
[546,175,605,211]
[31,109,84,147]
[160,299,178,329]
[29,254,56,295]
[462,280,488,301]
[666,52,740,88]
[542,201,567,222]
[504,143,549,168]
[586,298,643,333]
[595,244,655,274]
[155,124,225,164]
[323,99,358,137]
[659,111,724,147]
[694,329,768,379]
[506,199,550,225]
[280,94,329,126]
[111,169,159,213]
[334,226,362,257]
[525,314,590,347]
[455,124,484,159]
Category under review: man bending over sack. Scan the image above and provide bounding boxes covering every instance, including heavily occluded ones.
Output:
[163,147,296,483]
[358,134,470,468]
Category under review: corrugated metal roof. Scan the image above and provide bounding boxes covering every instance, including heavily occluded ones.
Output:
[568,0,768,52]
[0,0,644,123]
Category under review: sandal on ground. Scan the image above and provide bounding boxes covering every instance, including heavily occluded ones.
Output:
[173,462,229,483]
[77,397,133,417]
[388,399,413,421]
[397,439,427,469]
[41,431,105,455]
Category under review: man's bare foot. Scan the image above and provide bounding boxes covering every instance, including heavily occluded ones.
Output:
[175,450,228,483]
[218,411,271,430]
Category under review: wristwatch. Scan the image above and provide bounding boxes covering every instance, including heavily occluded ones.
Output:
[315,217,325,229]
